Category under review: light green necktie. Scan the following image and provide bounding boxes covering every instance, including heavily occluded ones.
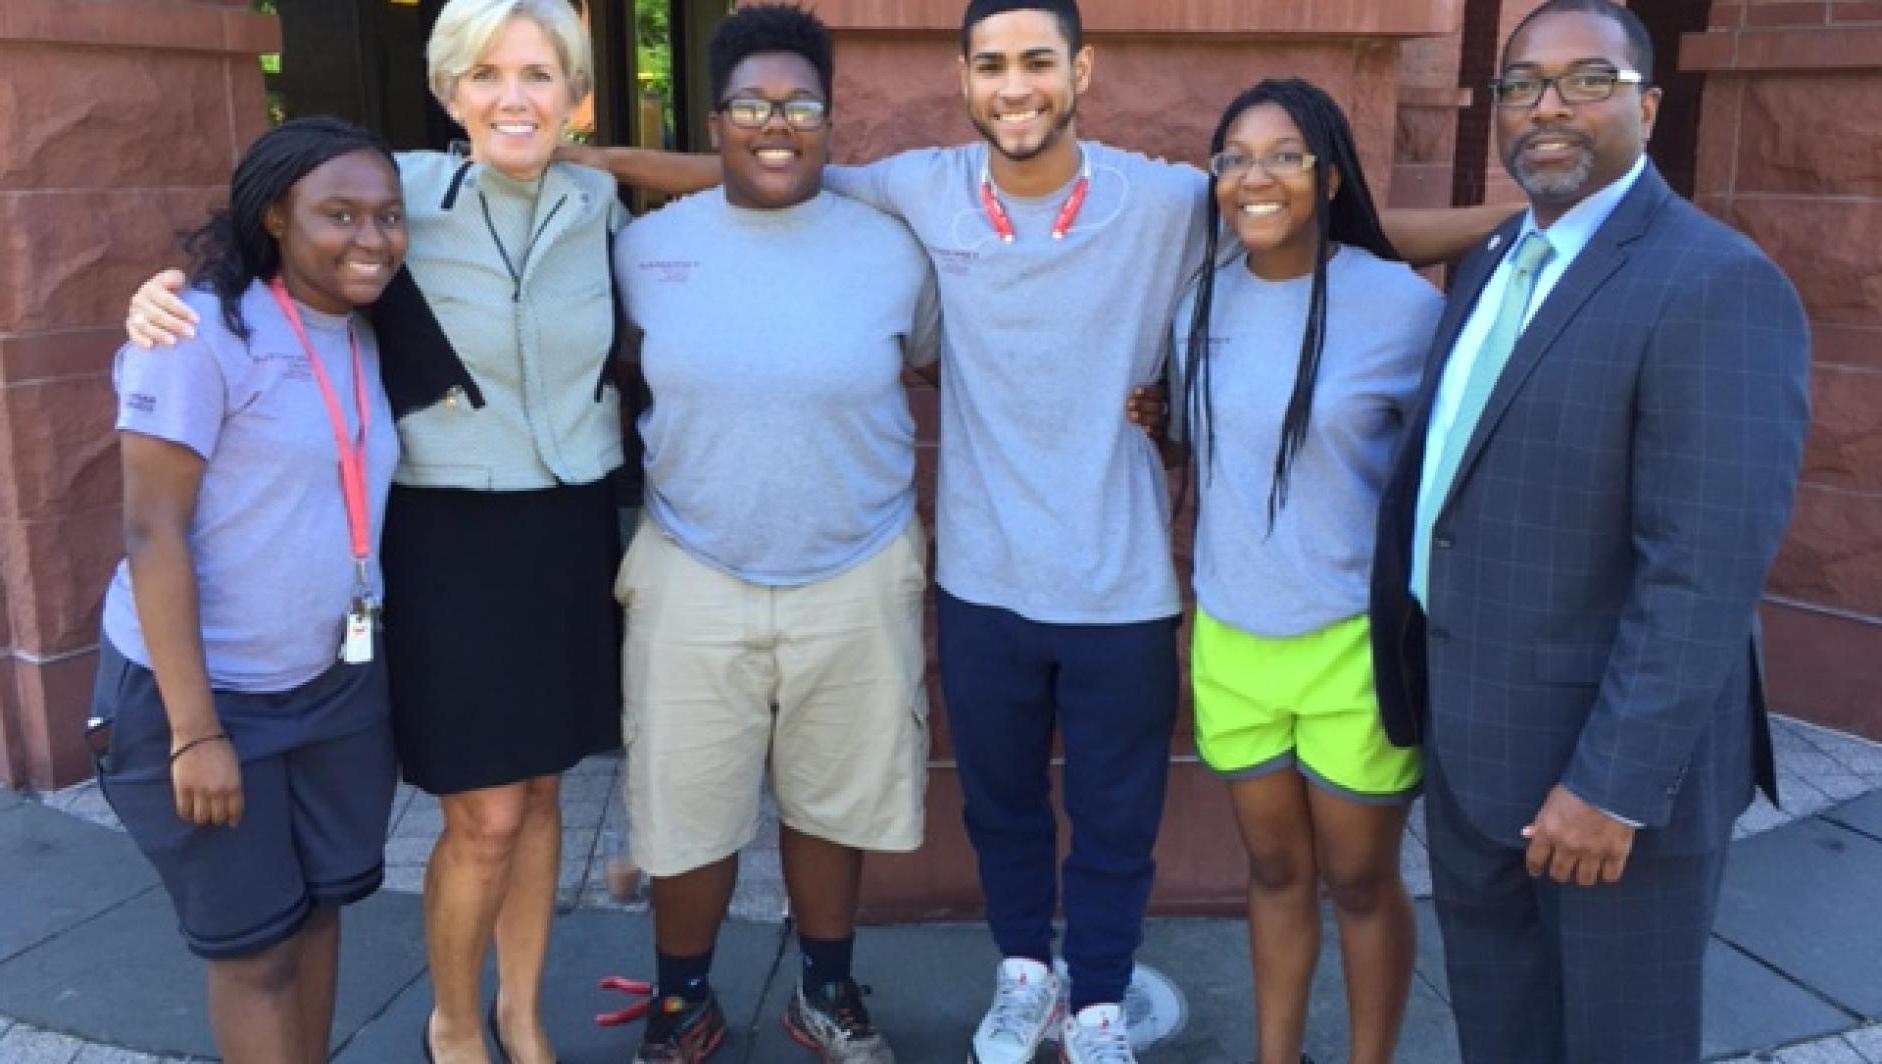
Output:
[1412,231,1555,603]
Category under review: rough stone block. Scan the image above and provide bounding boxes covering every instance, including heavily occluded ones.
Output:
[0,656,22,788]
[1735,25,1882,71]
[1712,2,1747,28]
[1768,483,1882,617]
[0,373,122,522]
[0,329,122,387]
[8,652,99,789]
[1693,77,1743,197]
[1399,34,1462,89]
[1390,163,1457,208]
[0,44,252,191]
[1759,602,1882,739]
[0,507,119,656]
[1735,74,1882,196]
[1834,2,1882,22]
[812,0,1461,35]
[834,36,1402,195]
[1746,2,1831,27]
[1397,105,1458,164]
[1815,324,1882,373]
[0,187,223,334]
[1723,198,1882,326]
[1801,365,1882,492]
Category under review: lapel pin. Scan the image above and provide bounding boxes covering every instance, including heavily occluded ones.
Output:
[1488,233,1504,252]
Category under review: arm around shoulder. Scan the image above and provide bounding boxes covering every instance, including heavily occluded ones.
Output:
[1382,203,1521,268]
[557,143,722,196]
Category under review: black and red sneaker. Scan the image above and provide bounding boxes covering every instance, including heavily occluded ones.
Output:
[633,993,727,1064]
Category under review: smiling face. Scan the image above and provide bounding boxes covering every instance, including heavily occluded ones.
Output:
[267,150,407,314]
[710,52,830,210]
[1215,102,1337,281]
[961,10,1091,165]
[449,15,578,181]
[1496,10,1660,226]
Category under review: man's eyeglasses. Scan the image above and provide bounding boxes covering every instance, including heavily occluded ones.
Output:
[717,96,829,131]
[1208,149,1317,180]
[1490,67,1645,108]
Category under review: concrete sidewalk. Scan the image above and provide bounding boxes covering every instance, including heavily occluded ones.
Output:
[4,715,1881,1063]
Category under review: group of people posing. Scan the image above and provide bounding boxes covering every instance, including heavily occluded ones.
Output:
[98,0,1810,1062]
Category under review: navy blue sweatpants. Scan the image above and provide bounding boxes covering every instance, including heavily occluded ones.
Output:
[936,589,1178,1009]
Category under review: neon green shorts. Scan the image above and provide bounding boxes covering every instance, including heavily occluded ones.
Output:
[1191,609,1421,803]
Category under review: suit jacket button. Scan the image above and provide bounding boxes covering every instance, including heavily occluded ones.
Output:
[1429,627,1450,644]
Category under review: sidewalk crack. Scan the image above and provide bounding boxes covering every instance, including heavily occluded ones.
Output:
[1708,930,1866,1024]
[736,918,793,1063]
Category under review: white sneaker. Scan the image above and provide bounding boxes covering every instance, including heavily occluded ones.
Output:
[1059,1003,1135,1064]
[970,957,1062,1063]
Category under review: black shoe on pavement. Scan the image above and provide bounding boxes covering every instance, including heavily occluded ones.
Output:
[633,992,727,1064]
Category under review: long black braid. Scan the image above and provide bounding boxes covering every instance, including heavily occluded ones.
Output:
[1181,78,1400,531]
[181,116,396,339]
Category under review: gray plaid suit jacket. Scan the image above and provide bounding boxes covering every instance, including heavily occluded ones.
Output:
[1371,163,1810,857]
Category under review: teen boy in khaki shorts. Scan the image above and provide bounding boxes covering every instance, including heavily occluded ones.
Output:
[608,8,940,1061]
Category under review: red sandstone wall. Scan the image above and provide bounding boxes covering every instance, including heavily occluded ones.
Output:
[1683,4,1882,737]
[0,0,278,789]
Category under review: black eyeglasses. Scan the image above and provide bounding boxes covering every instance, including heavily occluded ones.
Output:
[1490,66,1645,108]
[717,96,829,131]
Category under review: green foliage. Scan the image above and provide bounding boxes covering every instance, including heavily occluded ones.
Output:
[636,0,671,98]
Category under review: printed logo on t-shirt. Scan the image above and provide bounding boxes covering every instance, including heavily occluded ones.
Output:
[125,392,157,414]
[930,248,979,277]
[256,349,314,383]
[638,260,700,285]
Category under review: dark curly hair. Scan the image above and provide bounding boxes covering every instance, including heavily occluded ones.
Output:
[182,116,396,339]
[707,4,834,106]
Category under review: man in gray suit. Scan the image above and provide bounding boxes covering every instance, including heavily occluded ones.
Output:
[1370,2,1811,1060]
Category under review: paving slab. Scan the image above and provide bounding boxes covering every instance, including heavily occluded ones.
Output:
[742,914,1460,1064]
[0,1023,85,1063]
[1704,939,1857,1059]
[1843,1023,1882,1061]
[0,887,425,1059]
[0,801,157,963]
[0,788,24,812]
[1824,791,1882,841]
[334,909,786,1064]
[1714,817,1882,1019]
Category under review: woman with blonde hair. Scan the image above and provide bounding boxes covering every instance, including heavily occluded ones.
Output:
[126,3,690,1059]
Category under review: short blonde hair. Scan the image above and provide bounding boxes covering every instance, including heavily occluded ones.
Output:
[427,0,594,109]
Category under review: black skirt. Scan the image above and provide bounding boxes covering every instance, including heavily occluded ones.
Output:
[382,480,623,794]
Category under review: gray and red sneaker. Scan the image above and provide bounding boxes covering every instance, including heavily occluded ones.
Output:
[633,993,727,1064]
[783,979,895,1063]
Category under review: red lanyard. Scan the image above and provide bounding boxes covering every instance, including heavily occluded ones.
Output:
[268,277,374,594]
[980,152,1093,243]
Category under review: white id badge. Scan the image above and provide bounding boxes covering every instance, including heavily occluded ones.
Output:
[341,607,374,664]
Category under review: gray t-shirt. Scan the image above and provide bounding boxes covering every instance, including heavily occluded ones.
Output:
[614,189,940,585]
[1172,247,1443,636]
[102,281,400,691]
[827,142,1209,623]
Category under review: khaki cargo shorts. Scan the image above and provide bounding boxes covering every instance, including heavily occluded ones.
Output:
[614,516,930,877]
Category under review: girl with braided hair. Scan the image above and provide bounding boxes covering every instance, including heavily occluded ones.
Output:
[92,115,407,1062]
[1170,79,1445,1064]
